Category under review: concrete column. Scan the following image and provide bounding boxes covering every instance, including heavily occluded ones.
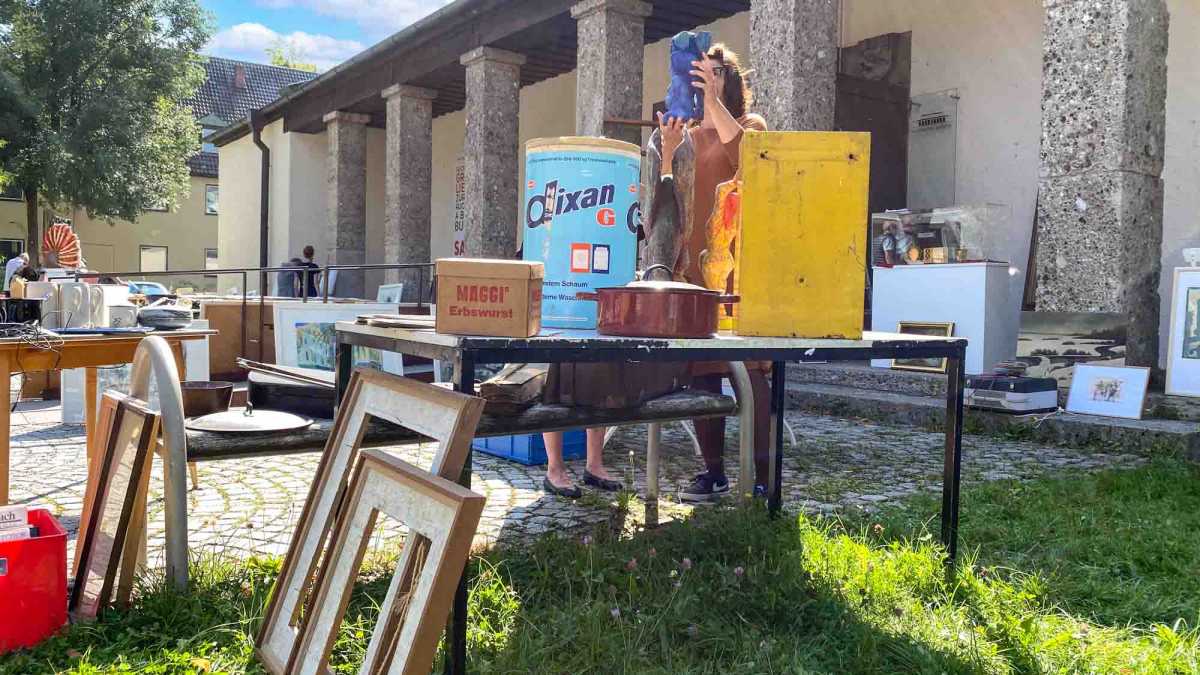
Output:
[460,46,525,259]
[1035,0,1168,368]
[749,0,838,130]
[571,0,652,145]
[381,84,436,299]
[323,110,370,298]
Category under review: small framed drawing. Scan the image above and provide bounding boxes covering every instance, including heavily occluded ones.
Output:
[273,301,402,375]
[891,321,955,373]
[376,283,404,304]
[1167,267,1200,397]
[1066,364,1150,419]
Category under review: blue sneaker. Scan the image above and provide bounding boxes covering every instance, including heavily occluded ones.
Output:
[680,471,729,502]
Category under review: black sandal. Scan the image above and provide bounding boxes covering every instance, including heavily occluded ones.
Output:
[583,470,623,492]
[543,476,582,499]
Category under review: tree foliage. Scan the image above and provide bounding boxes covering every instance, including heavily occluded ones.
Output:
[267,41,318,73]
[0,0,213,223]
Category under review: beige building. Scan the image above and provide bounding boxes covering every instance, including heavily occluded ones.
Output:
[0,57,315,290]
[213,0,1195,368]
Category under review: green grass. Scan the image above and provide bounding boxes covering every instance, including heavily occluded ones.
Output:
[3,461,1199,674]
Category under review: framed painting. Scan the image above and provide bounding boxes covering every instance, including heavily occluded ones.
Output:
[1066,364,1150,420]
[376,283,405,304]
[1167,268,1200,397]
[891,321,955,373]
[272,301,401,375]
[70,396,159,620]
[287,449,484,674]
[255,368,484,674]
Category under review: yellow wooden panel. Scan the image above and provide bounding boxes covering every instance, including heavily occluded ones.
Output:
[734,131,870,339]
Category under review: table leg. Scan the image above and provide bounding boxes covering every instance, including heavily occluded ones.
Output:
[0,354,10,505]
[85,367,98,466]
[940,349,966,565]
[769,361,786,517]
[334,337,353,409]
[446,353,473,675]
[645,422,661,527]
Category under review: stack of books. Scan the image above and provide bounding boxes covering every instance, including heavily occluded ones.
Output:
[0,505,31,542]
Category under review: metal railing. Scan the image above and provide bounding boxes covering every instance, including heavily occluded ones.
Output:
[69,262,436,363]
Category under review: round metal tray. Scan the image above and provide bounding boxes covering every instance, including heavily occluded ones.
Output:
[186,407,312,433]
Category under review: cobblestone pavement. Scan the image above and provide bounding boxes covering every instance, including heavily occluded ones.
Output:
[8,403,1145,566]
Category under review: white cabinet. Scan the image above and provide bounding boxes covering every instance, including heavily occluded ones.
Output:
[870,262,1018,375]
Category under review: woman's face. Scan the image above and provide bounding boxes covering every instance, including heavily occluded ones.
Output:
[707,56,726,104]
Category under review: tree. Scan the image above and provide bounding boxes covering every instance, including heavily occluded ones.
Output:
[267,41,318,73]
[0,0,212,265]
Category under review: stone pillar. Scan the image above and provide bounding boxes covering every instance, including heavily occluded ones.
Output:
[1035,0,1168,369]
[460,47,525,259]
[382,84,437,299]
[749,0,838,130]
[323,110,370,298]
[571,0,652,145]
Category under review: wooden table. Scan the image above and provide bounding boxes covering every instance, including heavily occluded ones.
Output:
[0,329,216,504]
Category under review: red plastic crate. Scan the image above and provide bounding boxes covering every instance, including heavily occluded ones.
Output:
[0,508,67,653]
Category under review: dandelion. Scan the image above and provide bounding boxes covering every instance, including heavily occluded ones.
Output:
[669,569,678,578]
[733,565,745,578]
[680,557,693,571]
[611,607,621,619]
[626,558,638,572]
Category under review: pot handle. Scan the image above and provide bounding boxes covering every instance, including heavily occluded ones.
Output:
[642,264,674,281]
[717,294,740,303]
[575,292,599,301]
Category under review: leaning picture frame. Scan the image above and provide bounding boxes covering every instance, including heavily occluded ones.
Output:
[273,301,403,375]
[70,396,160,620]
[891,321,955,373]
[255,368,484,674]
[1066,363,1150,420]
[287,449,484,675]
[1166,267,1200,397]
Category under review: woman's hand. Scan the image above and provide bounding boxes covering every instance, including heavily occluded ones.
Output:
[690,58,718,103]
[657,111,685,168]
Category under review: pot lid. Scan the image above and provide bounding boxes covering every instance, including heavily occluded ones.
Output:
[625,278,713,292]
[186,406,312,433]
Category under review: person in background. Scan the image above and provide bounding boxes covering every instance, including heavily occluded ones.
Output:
[656,43,773,502]
[4,253,29,291]
[300,245,320,298]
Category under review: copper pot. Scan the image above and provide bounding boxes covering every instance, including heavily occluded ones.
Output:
[577,266,739,338]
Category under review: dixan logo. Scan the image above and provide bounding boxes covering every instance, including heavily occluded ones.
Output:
[526,180,639,234]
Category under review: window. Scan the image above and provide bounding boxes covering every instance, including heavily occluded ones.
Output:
[204,247,218,278]
[0,183,21,201]
[205,184,218,215]
[200,125,221,153]
[139,245,168,272]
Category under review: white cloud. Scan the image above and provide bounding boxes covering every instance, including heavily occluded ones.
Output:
[256,0,453,38]
[206,23,365,70]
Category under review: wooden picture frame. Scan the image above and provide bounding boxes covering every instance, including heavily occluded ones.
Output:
[256,368,485,674]
[891,321,956,373]
[69,396,159,620]
[288,449,484,675]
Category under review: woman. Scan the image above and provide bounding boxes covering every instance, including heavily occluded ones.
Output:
[657,44,773,501]
[541,428,620,498]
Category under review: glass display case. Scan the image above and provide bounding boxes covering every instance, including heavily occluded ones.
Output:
[870,204,1010,267]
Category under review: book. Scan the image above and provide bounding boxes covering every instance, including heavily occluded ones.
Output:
[0,505,27,532]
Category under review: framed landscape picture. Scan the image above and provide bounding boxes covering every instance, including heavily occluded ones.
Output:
[273,302,402,375]
[1167,268,1200,397]
[1066,364,1150,419]
[891,321,955,373]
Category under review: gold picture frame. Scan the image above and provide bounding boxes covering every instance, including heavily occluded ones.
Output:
[891,321,955,373]
[287,449,484,674]
[256,368,484,674]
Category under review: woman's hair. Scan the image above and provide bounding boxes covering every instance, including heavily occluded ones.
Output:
[707,43,753,119]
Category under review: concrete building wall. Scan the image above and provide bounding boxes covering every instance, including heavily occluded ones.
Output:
[0,198,25,241]
[1160,0,1200,365]
[217,126,271,292]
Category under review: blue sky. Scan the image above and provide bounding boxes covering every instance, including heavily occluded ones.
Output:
[202,0,453,70]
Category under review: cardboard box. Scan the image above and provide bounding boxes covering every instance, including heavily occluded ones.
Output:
[435,258,543,337]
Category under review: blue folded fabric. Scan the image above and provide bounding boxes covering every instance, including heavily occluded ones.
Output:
[664,30,712,122]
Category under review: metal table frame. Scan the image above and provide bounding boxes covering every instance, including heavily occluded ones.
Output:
[335,324,967,675]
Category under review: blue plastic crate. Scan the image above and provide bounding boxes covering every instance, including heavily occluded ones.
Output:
[472,430,586,466]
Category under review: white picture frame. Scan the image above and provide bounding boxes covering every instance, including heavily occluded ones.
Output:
[1066,364,1150,420]
[273,301,402,375]
[377,283,405,304]
[1167,267,1200,397]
